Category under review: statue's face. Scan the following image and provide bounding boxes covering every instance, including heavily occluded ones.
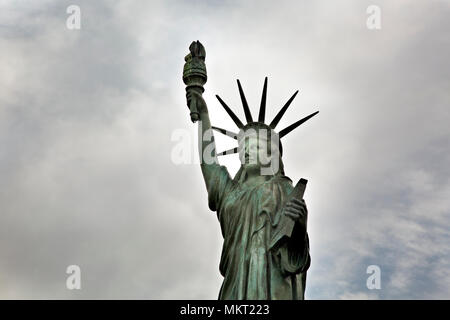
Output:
[238,127,281,175]
[241,135,272,167]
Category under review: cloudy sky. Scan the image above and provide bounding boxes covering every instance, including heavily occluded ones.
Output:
[0,0,449,299]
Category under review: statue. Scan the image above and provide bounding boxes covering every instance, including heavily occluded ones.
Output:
[183,41,319,300]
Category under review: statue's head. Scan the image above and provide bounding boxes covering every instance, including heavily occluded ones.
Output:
[212,77,318,177]
[237,122,282,175]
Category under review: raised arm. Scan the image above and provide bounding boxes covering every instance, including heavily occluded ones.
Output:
[186,91,218,166]
[183,41,232,212]
[186,91,234,212]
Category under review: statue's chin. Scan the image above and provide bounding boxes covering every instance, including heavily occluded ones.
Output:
[242,163,262,173]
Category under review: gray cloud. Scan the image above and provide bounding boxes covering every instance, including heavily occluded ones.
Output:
[0,0,449,299]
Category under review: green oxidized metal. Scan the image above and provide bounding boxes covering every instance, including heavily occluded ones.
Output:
[182,40,319,300]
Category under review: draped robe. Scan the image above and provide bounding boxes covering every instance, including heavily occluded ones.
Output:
[202,163,310,300]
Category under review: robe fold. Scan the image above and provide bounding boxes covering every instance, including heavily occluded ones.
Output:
[201,163,310,300]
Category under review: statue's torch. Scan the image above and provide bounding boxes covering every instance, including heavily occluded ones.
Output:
[183,41,207,123]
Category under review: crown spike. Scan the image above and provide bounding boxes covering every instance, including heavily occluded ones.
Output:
[258,77,268,122]
[212,126,238,140]
[269,90,299,129]
[215,95,244,128]
[279,111,319,138]
[217,147,238,156]
[237,79,253,123]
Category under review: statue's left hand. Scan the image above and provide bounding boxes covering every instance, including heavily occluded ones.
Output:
[283,198,308,229]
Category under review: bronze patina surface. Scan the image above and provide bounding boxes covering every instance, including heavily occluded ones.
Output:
[183,41,318,300]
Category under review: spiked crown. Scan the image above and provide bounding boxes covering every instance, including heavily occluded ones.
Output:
[213,77,319,156]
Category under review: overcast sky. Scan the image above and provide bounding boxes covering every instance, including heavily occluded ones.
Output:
[0,0,449,299]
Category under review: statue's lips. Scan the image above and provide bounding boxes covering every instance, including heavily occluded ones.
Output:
[245,154,257,163]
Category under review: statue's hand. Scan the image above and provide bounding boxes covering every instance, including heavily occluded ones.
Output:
[186,90,208,114]
[283,197,308,229]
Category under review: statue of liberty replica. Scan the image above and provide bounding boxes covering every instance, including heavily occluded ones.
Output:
[183,41,319,300]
